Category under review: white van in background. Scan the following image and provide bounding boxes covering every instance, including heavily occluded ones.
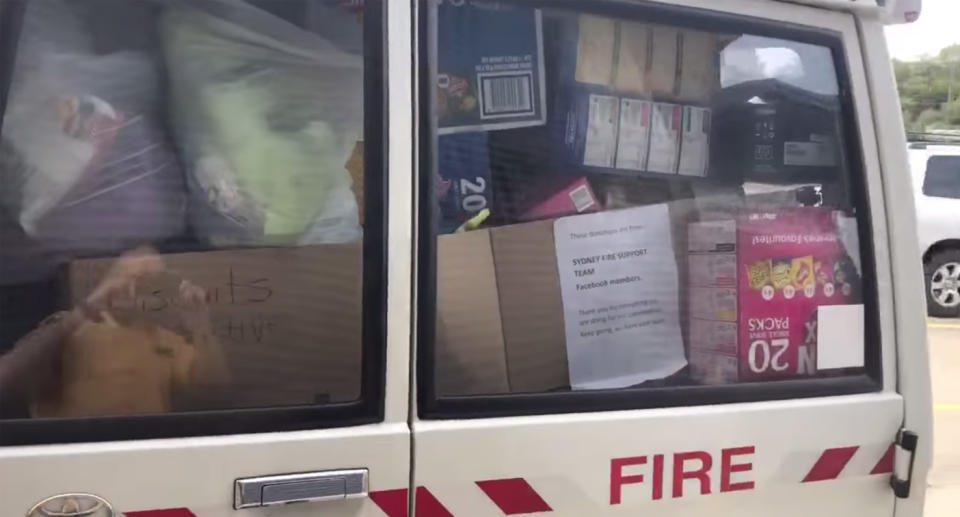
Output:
[908,141,960,318]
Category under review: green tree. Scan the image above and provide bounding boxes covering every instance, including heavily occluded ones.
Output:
[894,44,960,135]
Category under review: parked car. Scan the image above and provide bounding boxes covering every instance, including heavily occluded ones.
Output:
[909,142,960,317]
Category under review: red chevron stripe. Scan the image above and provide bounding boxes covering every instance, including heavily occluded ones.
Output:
[370,487,455,517]
[370,488,410,517]
[414,487,455,517]
[124,510,196,517]
[870,444,895,475]
[476,478,552,515]
[802,446,859,482]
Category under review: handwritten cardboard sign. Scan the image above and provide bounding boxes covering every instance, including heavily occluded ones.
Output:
[67,244,362,408]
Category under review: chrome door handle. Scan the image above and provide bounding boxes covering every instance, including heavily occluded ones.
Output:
[234,469,368,509]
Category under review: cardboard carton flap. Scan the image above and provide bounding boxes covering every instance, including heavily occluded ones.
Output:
[491,220,569,393]
[436,230,510,396]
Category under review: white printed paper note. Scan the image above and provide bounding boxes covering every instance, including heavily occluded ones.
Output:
[817,304,865,369]
[554,205,687,389]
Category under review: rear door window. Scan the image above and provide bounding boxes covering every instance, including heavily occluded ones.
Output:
[418,1,880,414]
[0,0,385,445]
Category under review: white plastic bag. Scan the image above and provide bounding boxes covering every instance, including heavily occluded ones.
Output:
[0,0,186,252]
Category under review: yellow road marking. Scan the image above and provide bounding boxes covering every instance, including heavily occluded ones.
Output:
[928,319,960,329]
[934,403,960,411]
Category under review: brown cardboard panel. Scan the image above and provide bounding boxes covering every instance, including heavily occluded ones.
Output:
[491,220,569,393]
[67,244,363,409]
[574,15,617,86]
[435,231,510,396]
[677,29,719,103]
[614,21,650,94]
[647,25,680,96]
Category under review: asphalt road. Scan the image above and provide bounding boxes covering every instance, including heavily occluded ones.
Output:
[925,320,960,517]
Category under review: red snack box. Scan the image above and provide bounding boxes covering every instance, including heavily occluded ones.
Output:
[688,208,861,384]
[519,177,599,221]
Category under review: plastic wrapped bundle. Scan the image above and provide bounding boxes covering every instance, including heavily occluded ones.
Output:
[162,0,363,245]
[0,0,186,256]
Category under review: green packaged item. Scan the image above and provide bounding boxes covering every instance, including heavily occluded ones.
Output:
[162,1,363,245]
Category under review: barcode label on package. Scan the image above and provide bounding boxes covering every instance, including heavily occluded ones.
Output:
[568,184,596,212]
[437,3,545,133]
[479,72,534,118]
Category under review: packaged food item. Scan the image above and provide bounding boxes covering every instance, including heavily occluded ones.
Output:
[613,21,650,94]
[437,1,546,134]
[566,16,685,97]
[646,102,681,174]
[574,15,616,86]
[770,259,792,289]
[815,259,832,285]
[747,259,772,291]
[162,1,362,245]
[614,98,652,171]
[438,133,493,233]
[550,16,715,178]
[647,25,680,96]
[687,208,862,384]
[677,30,719,103]
[0,0,185,255]
[677,106,710,177]
[519,177,598,221]
[556,90,620,168]
[689,253,737,288]
[791,256,815,288]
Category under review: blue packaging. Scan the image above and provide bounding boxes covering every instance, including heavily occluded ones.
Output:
[437,1,546,134]
[557,87,621,169]
[548,15,625,171]
[437,133,492,233]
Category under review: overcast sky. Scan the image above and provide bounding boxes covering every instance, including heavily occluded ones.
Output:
[885,0,960,60]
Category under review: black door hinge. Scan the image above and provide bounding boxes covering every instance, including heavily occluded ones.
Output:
[890,429,919,499]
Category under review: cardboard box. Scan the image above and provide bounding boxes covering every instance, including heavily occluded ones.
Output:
[436,206,689,394]
[613,21,650,94]
[437,1,546,134]
[574,15,617,86]
[647,25,680,96]
[567,16,677,96]
[436,230,511,395]
[435,220,566,395]
[564,17,720,101]
[68,244,363,408]
[687,208,863,384]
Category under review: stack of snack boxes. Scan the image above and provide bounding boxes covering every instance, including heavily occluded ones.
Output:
[553,15,715,178]
[687,208,861,384]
